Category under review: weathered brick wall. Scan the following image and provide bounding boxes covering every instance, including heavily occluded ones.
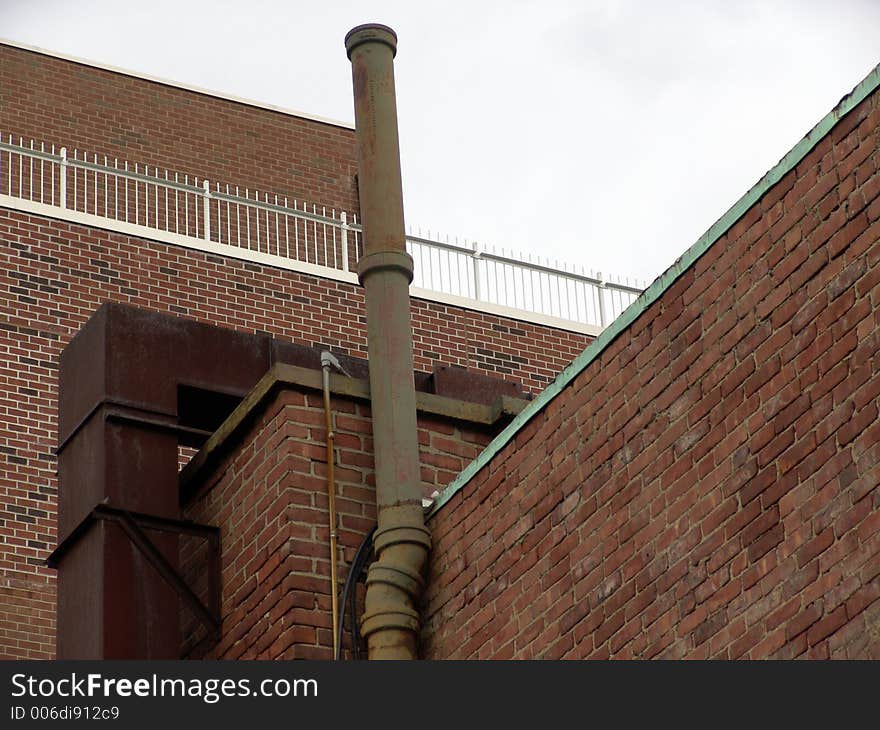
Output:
[0,43,358,214]
[180,385,496,659]
[423,90,880,659]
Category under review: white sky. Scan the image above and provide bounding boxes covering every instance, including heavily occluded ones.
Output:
[3,0,880,286]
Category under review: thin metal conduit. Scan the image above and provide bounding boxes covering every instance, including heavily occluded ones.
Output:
[321,351,351,659]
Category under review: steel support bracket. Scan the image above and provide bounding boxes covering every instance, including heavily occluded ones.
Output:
[47,503,221,651]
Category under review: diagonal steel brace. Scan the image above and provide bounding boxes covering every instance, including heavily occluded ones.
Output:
[47,504,221,644]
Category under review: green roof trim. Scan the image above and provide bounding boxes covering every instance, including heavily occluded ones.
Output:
[429,61,880,519]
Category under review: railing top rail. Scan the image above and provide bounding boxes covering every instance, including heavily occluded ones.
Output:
[477,250,602,286]
[211,188,345,223]
[69,156,206,194]
[403,232,473,254]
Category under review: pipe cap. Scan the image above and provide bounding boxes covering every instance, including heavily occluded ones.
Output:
[345,23,398,59]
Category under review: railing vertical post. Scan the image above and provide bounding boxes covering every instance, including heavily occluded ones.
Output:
[340,211,349,272]
[59,147,68,209]
[202,179,211,242]
[597,272,607,328]
[472,242,482,301]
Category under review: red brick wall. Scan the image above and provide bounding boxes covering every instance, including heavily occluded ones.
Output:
[423,91,880,659]
[0,575,54,660]
[0,43,358,214]
[180,385,496,659]
[0,209,587,659]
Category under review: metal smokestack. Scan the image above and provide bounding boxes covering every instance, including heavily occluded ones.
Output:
[345,23,430,660]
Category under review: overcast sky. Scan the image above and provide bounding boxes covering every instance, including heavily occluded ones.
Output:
[3,0,880,286]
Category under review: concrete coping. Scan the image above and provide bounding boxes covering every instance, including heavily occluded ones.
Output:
[178,362,528,503]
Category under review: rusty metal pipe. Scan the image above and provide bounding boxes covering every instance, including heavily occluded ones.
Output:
[321,354,341,660]
[345,23,430,660]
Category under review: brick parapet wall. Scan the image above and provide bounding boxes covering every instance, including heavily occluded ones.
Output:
[422,91,880,659]
[180,384,498,659]
[0,43,358,215]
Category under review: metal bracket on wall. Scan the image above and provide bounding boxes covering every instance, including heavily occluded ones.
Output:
[47,503,221,652]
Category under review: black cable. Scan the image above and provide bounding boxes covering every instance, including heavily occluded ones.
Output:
[335,525,375,660]
[350,526,377,660]
[349,556,361,660]
[342,525,375,660]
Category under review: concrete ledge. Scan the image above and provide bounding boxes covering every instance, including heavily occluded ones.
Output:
[179,362,528,503]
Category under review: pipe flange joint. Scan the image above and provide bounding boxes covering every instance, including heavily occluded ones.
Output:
[366,561,424,596]
[372,523,431,553]
[356,250,414,285]
[345,24,398,59]
[360,608,419,638]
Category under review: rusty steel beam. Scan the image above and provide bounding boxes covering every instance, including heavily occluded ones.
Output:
[47,504,221,646]
[345,23,431,660]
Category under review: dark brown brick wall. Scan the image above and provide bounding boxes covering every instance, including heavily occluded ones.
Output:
[423,89,880,659]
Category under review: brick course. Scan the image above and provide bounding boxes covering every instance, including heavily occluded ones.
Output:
[422,88,880,659]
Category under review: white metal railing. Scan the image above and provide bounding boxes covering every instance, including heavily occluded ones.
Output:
[0,135,356,273]
[0,134,643,329]
[405,233,643,328]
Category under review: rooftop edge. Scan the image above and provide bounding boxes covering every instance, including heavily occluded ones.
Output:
[0,37,355,131]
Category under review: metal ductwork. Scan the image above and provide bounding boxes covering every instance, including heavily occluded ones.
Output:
[52,304,276,658]
[345,23,431,660]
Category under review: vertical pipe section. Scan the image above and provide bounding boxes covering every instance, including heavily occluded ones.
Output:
[345,23,431,660]
[321,359,341,660]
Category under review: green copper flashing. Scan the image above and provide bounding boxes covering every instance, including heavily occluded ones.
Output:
[429,61,880,519]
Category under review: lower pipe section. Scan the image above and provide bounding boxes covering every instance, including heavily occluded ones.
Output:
[360,506,431,659]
